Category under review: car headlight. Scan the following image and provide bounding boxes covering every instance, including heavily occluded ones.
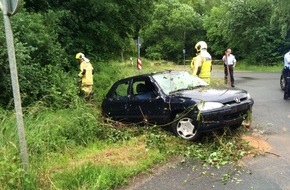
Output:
[246,93,251,99]
[197,101,224,111]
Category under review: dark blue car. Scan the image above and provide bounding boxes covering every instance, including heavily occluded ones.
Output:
[102,70,254,141]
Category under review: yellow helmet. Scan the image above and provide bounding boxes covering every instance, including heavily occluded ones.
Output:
[195,41,207,52]
[75,52,84,60]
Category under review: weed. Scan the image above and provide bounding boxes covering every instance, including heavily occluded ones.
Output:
[145,130,167,153]
[52,163,129,190]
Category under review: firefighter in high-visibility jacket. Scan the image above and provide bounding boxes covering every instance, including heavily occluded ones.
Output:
[190,41,212,83]
[76,52,94,96]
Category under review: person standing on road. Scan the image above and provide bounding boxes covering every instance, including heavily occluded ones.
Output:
[283,51,290,99]
[190,41,212,83]
[283,51,290,81]
[284,51,290,69]
[76,52,94,97]
[222,49,236,87]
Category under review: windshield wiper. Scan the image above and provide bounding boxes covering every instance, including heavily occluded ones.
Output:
[169,88,190,94]
[169,85,206,94]
[191,85,207,89]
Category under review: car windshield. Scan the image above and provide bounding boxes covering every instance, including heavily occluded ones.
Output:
[152,71,208,95]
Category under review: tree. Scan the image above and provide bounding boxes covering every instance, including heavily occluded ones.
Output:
[23,0,157,61]
[0,10,76,108]
[141,0,204,62]
[270,0,290,54]
[203,5,228,58]
[204,0,281,63]
[0,0,159,108]
[182,0,224,15]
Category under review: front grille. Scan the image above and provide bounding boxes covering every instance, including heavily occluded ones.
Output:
[201,101,251,122]
[225,97,248,105]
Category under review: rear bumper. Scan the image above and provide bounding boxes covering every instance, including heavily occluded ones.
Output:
[196,99,254,132]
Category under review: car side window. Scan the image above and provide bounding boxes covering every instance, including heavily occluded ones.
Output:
[133,80,156,100]
[133,82,144,95]
[112,82,129,100]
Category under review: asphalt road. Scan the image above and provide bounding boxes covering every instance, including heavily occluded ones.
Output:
[121,70,290,190]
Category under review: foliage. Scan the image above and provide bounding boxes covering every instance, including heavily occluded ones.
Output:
[141,0,204,62]
[1,0,290,107]
[0,143,37,190]
[184,130,251,169]
[0,0,158,108]
[204,0,283,63]
[270,0,290,54]
[0,10,77,108]
[23,0,157,61]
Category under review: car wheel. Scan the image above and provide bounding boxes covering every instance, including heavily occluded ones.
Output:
[172,117,201,141]
[280,75,285,91]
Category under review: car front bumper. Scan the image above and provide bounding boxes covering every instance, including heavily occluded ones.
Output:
[196,99,254,132]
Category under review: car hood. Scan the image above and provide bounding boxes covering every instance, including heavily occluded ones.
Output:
[171,87,249,103]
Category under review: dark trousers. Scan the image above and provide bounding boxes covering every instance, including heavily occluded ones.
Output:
[283,67,290,77]
[224,65,234,85]
[285,77,290,99]
[284,67,290,99]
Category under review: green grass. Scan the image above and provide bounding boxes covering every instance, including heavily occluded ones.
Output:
[0,59,263,189]
[34,135,175,189]
[212,62,282,72]
[236,62,282,72]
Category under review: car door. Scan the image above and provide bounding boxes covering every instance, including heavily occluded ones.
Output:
[126,77,171,124]
[102,78,132,121]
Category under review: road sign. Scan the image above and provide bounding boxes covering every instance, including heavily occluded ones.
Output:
[8,0,21,15]
[0,0,21,15]
[134,37,143,58]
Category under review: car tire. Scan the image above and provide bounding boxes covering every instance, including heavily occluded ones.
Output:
[172,117,201,141]
[280,75,285,91]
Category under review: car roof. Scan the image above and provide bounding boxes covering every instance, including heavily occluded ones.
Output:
[119,70,188,81]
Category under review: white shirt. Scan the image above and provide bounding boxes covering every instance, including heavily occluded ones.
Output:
[223,54,236,65]
[284,51,290,68]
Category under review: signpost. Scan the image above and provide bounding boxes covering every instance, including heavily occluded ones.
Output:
[0,0,29,171]
[183,49,186,66]
[135,36,143,58]
[135,37,143,72]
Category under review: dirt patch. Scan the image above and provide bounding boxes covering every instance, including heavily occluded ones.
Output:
[88,143,148,166]
[241,132,271,154]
